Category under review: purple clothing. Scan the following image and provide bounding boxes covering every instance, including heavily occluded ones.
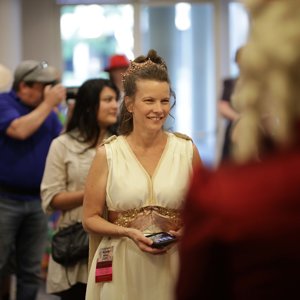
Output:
[0,91,62,200]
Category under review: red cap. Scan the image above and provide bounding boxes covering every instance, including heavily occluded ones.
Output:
[105,54,130,72]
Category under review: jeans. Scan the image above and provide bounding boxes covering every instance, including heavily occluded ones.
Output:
[0,196,47,300]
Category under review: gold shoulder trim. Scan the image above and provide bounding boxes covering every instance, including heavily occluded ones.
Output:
[173,132,192,141]
[101,135,117,146]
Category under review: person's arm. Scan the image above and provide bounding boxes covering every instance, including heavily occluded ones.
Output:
[51,191,84,211]
[6,84,66,140]
[218,100,240,122]
[41,137,83,214]
[83,146,166,254]
[218,79,240,122]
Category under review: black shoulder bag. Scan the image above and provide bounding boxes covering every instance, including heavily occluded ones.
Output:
[51,222,89,266]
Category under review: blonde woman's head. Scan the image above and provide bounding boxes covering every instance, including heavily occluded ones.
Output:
[231,0,300,162]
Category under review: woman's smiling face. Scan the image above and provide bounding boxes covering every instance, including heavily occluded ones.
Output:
[97,86,119,128]
[126,79,171,132]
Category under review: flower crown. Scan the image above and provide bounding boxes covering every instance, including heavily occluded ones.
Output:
[122,58,167,82]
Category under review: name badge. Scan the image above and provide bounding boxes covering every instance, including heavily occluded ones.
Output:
[95,246,113,283]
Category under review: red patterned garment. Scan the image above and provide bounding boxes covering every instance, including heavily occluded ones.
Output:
[177,143,300,300]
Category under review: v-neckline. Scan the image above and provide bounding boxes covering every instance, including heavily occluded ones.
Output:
[121,133,170,180]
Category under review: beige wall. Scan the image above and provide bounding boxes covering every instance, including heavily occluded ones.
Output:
[0,0,22,70]
[0,0,62,72]
[22,0,62,70]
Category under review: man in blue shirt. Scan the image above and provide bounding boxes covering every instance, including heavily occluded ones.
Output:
[0,60,66,300]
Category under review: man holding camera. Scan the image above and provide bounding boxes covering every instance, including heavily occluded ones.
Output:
[0,60,66,300]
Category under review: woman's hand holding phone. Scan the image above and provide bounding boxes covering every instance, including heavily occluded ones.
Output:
[126,228,167,254]
[146,232,177,249]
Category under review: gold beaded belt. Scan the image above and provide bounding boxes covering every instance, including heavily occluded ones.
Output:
[108,206,182,233]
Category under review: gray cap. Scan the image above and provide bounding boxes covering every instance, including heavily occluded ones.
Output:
[14,60,58,84]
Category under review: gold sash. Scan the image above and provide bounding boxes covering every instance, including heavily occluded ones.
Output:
[108,206,182,233]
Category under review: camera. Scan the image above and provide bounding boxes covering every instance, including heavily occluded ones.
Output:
[66,87,78,100]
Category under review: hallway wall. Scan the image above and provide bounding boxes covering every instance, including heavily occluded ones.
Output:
[0,0,62,72]
[0,0,22,70]
[22,0,62,70]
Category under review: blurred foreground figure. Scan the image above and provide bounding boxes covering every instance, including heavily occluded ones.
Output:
[177,1,300,299]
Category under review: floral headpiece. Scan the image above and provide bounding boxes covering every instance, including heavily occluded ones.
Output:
[122,58,167,82]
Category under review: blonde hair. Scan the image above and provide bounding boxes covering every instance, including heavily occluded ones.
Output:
[231,0,300,162]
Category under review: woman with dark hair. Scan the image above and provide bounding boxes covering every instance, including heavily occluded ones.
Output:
[41,78,119,299]
[83,50,201,300]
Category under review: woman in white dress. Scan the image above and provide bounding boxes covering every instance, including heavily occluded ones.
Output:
[83,49,202,300]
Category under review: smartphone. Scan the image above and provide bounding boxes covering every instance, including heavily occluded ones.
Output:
[146,232,177,249]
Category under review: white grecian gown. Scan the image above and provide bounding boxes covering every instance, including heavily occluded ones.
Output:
[86,132,193,300]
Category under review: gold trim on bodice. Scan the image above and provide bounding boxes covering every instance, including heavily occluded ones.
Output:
[108,206,182,233]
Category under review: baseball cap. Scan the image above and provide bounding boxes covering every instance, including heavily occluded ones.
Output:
[14,60,58,84]
[105,54,130,72]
